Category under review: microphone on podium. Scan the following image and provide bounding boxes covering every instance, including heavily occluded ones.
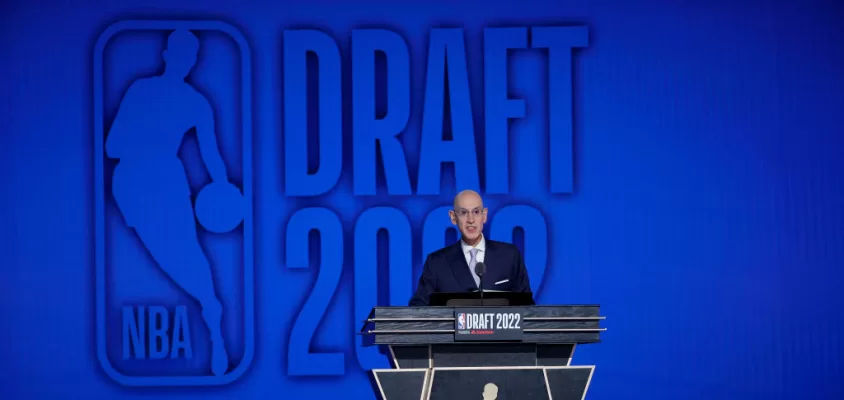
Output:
[475,262,486,306]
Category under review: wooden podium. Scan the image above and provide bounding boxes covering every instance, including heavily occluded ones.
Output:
[359,292,605,400]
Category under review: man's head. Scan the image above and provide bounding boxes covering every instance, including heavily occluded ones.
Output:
[482,383,498,400]
[163,29,199,79]
[449,190,487,246]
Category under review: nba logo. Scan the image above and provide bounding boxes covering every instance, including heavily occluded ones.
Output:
[93,20,253,386]
[457,313,466,330]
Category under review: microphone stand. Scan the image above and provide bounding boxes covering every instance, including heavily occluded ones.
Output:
[479,276,484,307]
[475,262,486,307]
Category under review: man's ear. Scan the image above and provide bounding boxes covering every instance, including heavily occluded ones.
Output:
[448,210,457,225]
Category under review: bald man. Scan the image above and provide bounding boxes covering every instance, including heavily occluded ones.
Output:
[409,190,533,306]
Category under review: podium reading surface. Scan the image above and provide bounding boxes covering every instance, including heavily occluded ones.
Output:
[429,291,535,307]
[360,293,605,400]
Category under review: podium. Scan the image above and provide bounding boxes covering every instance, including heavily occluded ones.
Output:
[359,292,606,400]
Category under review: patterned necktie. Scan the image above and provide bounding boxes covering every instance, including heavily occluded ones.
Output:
[468,248,480,288]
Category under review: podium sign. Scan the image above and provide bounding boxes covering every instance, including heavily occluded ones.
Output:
[454,308,525,341]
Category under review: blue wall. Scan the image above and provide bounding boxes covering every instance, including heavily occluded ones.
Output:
[2,0,843,398]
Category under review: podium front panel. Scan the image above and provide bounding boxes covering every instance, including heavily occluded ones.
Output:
[428,367,550,400]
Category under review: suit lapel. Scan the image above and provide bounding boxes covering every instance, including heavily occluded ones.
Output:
[447,242,480,290]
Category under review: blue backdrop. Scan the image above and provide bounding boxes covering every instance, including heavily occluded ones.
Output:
[2,0,843,399]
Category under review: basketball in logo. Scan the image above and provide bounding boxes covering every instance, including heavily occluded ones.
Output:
[195,181,245,233]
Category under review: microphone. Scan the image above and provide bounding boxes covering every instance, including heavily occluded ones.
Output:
[475,262,486,306]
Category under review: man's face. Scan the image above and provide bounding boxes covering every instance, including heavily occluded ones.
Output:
[450,193,487,243]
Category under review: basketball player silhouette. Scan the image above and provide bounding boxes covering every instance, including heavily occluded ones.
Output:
[105,29,231,376]
[482,383,499,400]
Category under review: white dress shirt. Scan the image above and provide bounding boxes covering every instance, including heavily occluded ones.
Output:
[461,235,486,288]
[461,235,486,265]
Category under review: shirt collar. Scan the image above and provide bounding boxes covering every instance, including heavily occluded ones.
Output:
[461,234,486,253]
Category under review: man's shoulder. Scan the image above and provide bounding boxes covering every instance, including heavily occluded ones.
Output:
[428,243,457,258]
[425,242,461,264]
[486,239,519,252]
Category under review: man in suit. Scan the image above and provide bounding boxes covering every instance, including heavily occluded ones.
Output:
[409,190,533,306]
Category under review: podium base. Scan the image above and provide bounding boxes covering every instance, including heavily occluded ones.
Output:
[373,366,594,400]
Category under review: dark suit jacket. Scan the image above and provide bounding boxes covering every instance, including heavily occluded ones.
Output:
[409,239,533,306]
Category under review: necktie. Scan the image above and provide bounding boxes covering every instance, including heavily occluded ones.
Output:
[469,248,480,288]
